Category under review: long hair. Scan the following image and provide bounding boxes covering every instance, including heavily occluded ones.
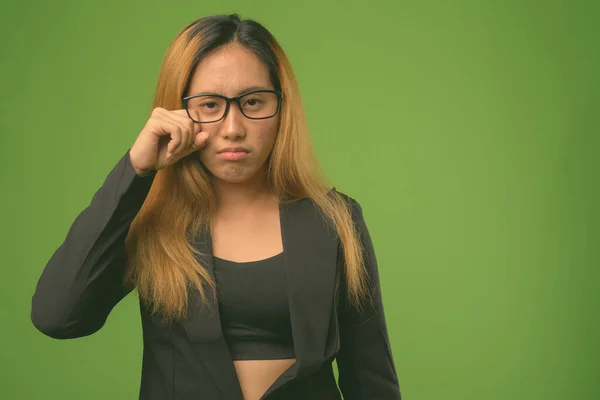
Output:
[123,14,369,323]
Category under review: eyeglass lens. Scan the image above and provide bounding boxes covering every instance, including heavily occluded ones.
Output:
[186,91,279,122]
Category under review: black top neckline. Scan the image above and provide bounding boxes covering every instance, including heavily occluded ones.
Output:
[213,251,284,266]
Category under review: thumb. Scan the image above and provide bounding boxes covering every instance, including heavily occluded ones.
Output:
[192,131,209,149]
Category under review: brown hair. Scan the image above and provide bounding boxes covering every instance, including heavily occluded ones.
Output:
[124,14,368,323]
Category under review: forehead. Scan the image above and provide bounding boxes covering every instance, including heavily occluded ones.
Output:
[188,44,273,96]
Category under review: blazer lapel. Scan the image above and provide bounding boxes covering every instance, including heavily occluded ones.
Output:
[261,195,340,398]
[181,226,245,399]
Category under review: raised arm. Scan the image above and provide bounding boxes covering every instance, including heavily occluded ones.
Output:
[31,108,209,339]
[30,150,154,339]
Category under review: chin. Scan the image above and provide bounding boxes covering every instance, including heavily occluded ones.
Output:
[210,164,259,184]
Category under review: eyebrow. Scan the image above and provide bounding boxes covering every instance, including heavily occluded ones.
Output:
[192,86,272,97]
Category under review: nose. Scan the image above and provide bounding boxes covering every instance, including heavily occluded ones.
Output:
[219,101,246,141]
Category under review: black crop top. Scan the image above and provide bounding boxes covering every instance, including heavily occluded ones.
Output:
[213,252,296,360]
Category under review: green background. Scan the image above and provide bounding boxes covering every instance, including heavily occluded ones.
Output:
[1,0,598,399]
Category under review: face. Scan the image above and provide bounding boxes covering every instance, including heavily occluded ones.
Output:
[186,44,280,185]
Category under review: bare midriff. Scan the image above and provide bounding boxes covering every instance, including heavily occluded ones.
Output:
[233,358,296,400]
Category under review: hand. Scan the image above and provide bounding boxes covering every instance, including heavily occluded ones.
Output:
[129,107,209,176]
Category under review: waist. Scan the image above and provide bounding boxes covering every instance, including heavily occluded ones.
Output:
[226,337,296,360]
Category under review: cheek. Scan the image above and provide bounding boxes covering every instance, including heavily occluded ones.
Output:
[196,131,218,162]
[256,131,277,150]
[255,123,279,152]
[198,148,218,170]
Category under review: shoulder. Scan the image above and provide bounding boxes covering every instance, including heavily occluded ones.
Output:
[329,187,363,218]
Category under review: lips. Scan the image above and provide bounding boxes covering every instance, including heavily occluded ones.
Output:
[215,146,250,161]
[217,147,249,154]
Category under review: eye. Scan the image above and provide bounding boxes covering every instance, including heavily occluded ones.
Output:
[245,98,261,106]
[201,101,219,109]
[243,98,263,108]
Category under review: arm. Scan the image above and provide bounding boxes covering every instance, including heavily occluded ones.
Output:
[336,198,401,399]
[31,150,155,339]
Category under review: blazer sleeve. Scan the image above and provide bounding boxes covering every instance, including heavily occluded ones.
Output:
[31,149,155,339]
[336,198,402,399]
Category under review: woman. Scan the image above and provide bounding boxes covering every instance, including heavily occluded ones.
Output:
[31,14,401,400]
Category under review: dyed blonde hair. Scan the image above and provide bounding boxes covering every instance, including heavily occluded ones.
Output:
[124,14,368,322]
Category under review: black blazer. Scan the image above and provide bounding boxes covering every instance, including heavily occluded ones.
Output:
[31,149,401,400]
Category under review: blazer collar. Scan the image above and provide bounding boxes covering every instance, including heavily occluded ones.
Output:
[181,192,340,399]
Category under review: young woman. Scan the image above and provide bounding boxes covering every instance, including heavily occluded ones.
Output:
[31,13,401,400]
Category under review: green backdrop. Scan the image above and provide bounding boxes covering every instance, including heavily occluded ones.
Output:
[1,0,598,399]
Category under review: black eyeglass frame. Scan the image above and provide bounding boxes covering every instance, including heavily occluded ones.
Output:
[181,89,284,123]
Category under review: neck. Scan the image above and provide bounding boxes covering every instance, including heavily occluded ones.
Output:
[213,169,275,211]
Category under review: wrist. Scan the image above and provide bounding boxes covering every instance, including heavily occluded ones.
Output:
[135,167,156,177]
[128,150,155,177]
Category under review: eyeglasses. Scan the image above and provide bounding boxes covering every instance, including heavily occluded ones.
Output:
[181,89,283,123]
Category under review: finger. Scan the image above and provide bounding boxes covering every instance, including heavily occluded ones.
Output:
[156,109,203,157]
[171,108,188,117]
[167,108,204,143]
[165,122,183,159]
[179,131,208,160]
[170,109,203,135]
[193,131,209,149]
[168,111,203,139]
[160,113,192,155]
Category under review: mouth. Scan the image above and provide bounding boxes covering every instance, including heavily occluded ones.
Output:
[217,147,250,161]
[217,147,250,154]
